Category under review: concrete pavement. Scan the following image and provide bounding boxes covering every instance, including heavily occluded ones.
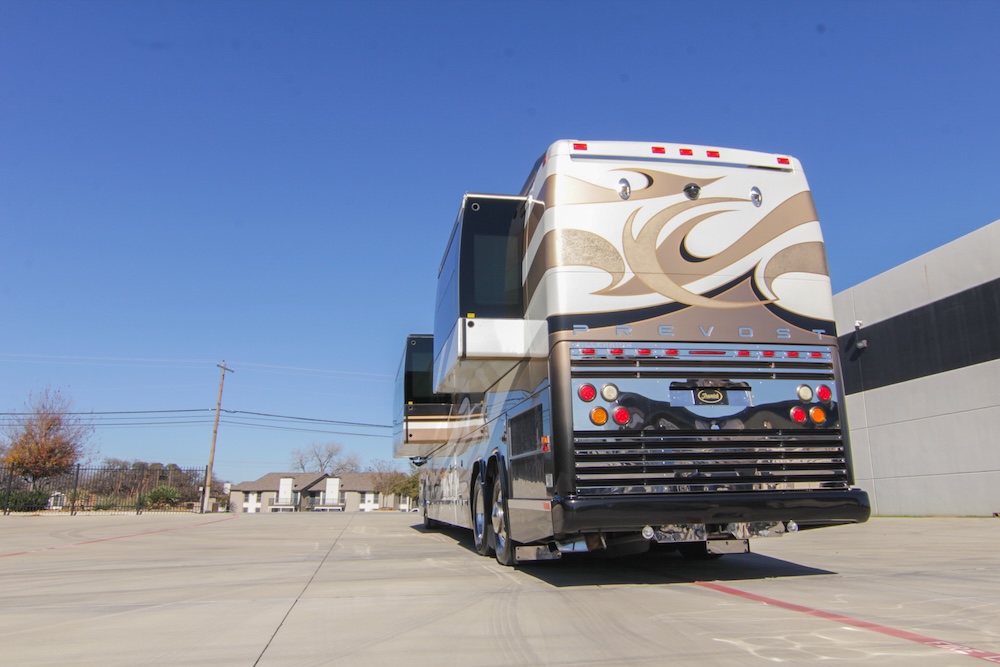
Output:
[1,511,998,666]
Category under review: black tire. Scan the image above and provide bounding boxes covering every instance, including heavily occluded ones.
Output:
[491,475,516,566]
[471,476,494,556]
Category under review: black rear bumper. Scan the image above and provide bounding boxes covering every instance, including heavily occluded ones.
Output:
[551,489,870,536]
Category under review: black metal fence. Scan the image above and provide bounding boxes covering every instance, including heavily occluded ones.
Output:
[2,464,209,515]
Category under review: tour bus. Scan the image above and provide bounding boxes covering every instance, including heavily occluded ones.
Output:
[394,140,870,565]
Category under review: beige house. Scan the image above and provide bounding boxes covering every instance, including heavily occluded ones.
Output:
[230,472,413,513]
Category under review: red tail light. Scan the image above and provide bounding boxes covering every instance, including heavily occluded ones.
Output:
[612,407,630,425]
[816,385,833,402]
[790,407,807,424]
[578,384,597,402]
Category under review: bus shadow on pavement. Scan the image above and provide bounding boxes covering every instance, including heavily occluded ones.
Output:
[516,549,836,588]
[414,523,834,587]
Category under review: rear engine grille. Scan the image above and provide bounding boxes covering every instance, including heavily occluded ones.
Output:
[573,431,848,496]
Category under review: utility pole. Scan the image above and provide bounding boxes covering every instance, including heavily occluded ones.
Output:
[202,361,234,513]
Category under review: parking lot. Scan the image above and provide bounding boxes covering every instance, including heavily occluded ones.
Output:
[1,511,998,666]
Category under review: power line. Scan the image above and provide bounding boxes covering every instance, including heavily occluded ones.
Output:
[223,410,390,429]
[0,408,391,430]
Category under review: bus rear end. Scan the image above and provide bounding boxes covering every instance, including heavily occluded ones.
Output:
[526,141,870,555]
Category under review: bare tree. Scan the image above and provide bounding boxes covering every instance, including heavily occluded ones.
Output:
[2,388,95,489]
[366,459,407,498]
[290,442,362,476]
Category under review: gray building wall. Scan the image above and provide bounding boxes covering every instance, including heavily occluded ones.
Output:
[833,219,1000,516]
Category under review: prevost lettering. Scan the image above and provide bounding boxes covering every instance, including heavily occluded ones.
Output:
[572,324,828,339]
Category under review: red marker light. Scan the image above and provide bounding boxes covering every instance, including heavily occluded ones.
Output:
[810,351,824,358]
[665,349,679,356]
[609,348,624,356]
[787,351,800,358]
[581,348,596,356]
[777,157,791,165]
[680,148,694,156]
[638,349,651,356]
[737,350,751,357]
[573,143,588,151]
[762,350,776,358]
[652,146,665,154]
[790,406,807,424]
[612,407,630,425]
[578,384,597,402]
[707,150,721,158]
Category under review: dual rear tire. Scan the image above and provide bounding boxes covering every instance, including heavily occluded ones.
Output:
[471,473,515,566]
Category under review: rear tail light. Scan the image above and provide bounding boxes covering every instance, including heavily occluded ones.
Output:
[578,384,597,402]
[796,385,814,402]
[590,407,609,426]
[790,406,807,424]
[612,407,631,426]
[600,384,620,401]
[816,385,833,402]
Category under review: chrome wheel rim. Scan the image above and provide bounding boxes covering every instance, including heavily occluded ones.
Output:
[492,485,507,552]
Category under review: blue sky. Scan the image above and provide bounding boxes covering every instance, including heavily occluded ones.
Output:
[2,0,998,484]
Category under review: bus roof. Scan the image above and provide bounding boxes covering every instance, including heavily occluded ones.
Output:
[545,139,800,172]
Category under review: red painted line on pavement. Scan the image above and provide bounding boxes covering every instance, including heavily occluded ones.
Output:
[0,513,237,558]
[696,580,1000,663]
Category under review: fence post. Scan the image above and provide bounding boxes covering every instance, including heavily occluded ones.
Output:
[2,467,12,516]
[136,471,147,515]
[70,464,81,516]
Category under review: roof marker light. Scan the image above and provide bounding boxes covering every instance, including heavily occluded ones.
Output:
[810,351,824,358]
[609,348,624,356]
[707,150,721,158]
[652,146,665,154]
[638,348,651,356]
[665,349,679,356]
[737,350,751,357]
[777,157,791,165]
[787,351,800,358]
[581,348,596,356]
[762,350,776,358]
[573,143,588,151]
[680,148,694,156]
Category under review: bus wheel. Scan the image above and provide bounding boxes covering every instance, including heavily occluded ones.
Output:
[491,476,516,566]
[471,476,494,556]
